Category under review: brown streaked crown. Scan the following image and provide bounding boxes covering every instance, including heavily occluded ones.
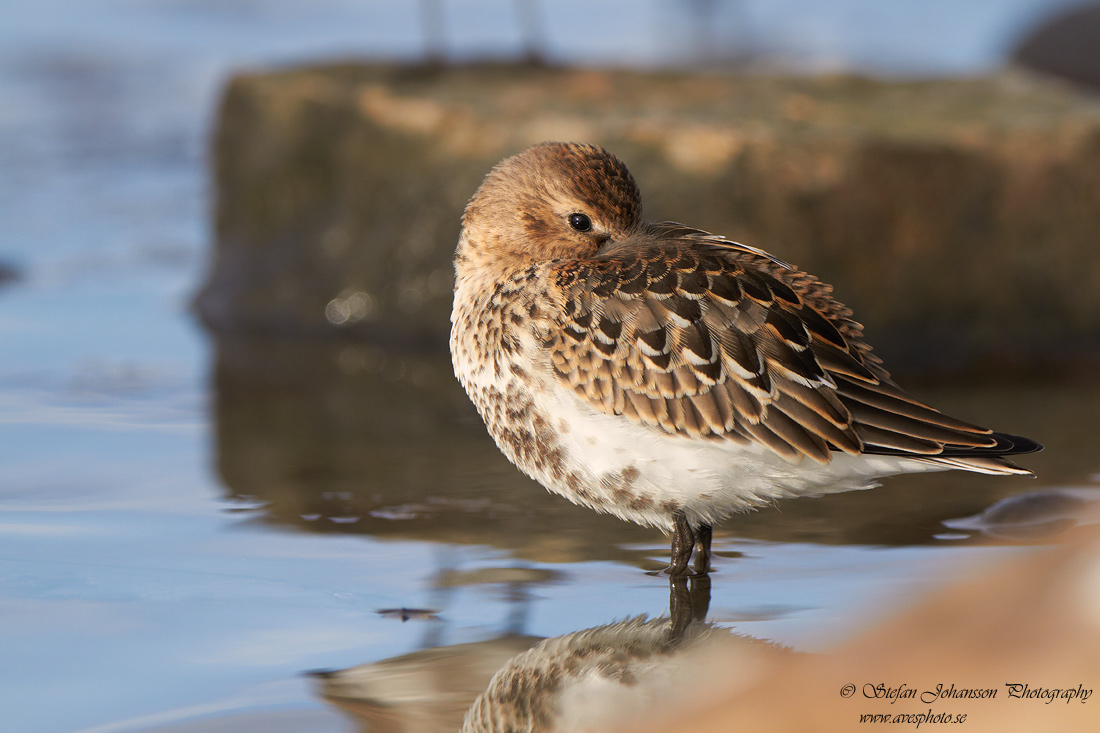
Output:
[457,142,643,273]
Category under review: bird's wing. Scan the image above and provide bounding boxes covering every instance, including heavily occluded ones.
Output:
[544,228,1004,465]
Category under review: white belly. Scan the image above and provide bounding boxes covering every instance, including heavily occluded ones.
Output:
[523,379,943,530]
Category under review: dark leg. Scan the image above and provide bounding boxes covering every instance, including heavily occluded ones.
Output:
[693,524,712,575]
[668,511,695,576]
[668,574,692,641]
[689,572,711,621]
[669,571,712,641]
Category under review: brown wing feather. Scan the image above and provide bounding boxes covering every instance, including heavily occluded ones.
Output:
[545,226,1004,466]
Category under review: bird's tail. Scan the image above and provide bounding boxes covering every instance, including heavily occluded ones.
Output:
[910,432,1043,476]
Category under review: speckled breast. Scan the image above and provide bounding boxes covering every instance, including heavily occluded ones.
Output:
[449,269,632,517]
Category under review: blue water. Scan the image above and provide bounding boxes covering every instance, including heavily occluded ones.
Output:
[0,1,1089,731]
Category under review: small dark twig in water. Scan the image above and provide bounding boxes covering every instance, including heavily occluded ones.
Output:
[377,607,441,622]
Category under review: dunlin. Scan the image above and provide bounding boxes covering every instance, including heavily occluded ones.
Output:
[450,142,1041,575]
[461,616,777,732]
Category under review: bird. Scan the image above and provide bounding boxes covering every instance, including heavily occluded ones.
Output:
[449,141,1041,576]
[461,615,789,733]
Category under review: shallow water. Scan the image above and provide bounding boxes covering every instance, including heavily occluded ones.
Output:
[1,2,1097,732]
[5,361,1096,732]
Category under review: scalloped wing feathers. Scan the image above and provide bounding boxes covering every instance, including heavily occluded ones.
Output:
[545,227,1031,472]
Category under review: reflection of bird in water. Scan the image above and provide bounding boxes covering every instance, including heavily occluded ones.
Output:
[315,574,714,732]
[450,142,1042,575]
[317,634,543,732]
[461,603,789,732]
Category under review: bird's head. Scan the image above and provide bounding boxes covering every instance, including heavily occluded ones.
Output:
[456,142,642,276]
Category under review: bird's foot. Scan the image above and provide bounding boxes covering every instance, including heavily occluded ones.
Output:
[662,513,712,577]
[649,563,701,577]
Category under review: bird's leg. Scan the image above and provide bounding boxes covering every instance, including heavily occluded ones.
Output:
[668,574,692,641]
[689,572,711,622]
[669,570,712,642]
[668,511,695,576]
[693,524,712,575]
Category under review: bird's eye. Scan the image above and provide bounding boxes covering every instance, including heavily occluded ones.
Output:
[568,213,592,232]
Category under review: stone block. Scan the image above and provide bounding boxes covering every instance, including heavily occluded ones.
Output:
[196,63,1100,377]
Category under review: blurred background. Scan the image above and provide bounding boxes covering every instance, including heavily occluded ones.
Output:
[2,1,1099,732]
